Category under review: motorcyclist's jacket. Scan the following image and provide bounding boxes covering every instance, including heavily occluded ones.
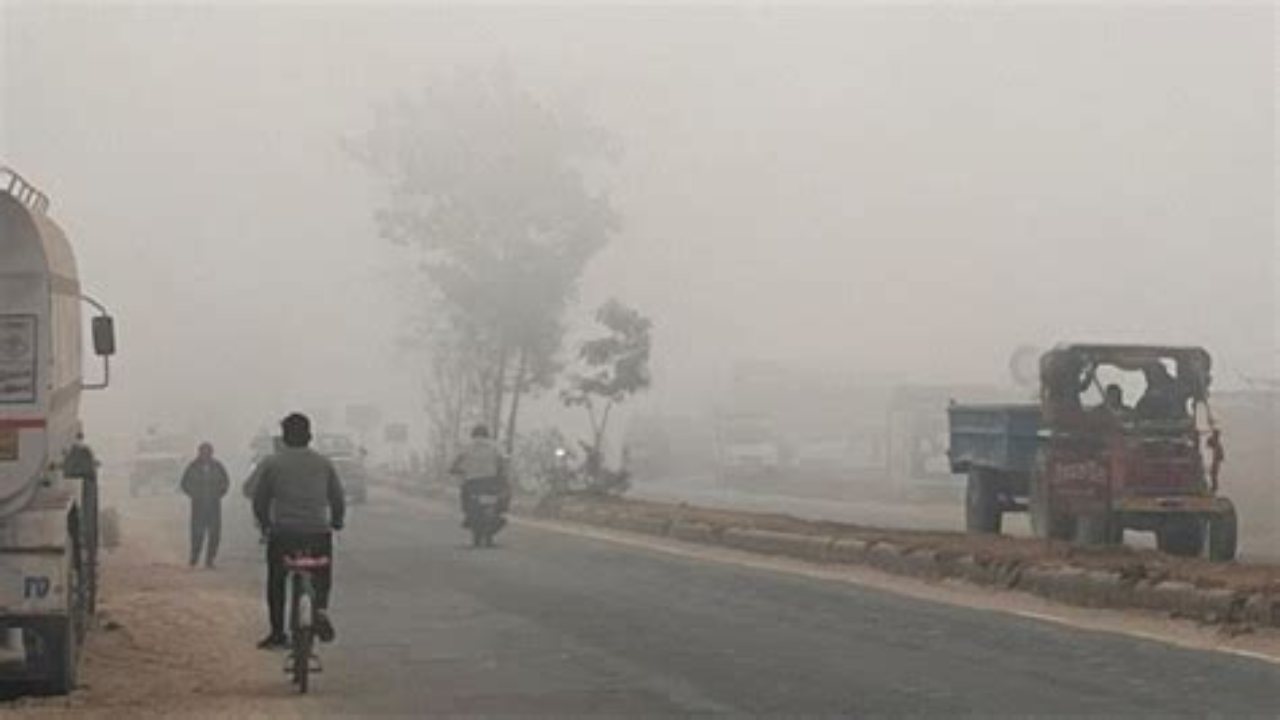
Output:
[253,447,346,534]
[451,438,507,481]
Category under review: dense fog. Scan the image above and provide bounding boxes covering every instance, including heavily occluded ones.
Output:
[1,2,1273,467]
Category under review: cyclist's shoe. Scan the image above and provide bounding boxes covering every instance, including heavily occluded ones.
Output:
[493,516,508,534]
[314,611,336,643]
[257,633,289,650]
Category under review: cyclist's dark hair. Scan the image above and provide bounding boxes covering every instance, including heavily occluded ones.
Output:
[281,413,312,448]
[471,424,490,439]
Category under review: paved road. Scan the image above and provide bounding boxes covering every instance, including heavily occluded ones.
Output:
[203,488,1278,716]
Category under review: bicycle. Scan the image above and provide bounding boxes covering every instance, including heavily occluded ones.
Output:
[282,551,329,693]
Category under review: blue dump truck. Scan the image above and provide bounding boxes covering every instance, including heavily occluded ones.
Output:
[948,344,1237,561]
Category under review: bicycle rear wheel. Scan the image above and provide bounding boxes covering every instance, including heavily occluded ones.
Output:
[291,574,315,693]
[292,627,312,693]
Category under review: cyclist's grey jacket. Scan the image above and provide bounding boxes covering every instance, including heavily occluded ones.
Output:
[253,447,346,534]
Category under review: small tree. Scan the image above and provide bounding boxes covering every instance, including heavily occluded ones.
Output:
[562,299,653,470]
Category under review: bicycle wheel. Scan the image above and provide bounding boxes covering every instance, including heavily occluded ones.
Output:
[292,626,312,693]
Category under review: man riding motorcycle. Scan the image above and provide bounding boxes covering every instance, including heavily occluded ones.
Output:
[450,424,510,533]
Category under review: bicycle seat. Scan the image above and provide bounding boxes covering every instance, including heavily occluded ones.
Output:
[284,554,331,570]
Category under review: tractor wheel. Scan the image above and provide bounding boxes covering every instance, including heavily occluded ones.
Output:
[1157,517,1205,557]
[1074,515,1113,547]
[1208,507,1238,563]
[1029,473,1074,541]
[964,471,1002,534]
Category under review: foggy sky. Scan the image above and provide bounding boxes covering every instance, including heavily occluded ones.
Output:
[1,2,1274,457]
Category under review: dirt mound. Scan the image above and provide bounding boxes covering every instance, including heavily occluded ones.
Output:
[560,495,1280,596]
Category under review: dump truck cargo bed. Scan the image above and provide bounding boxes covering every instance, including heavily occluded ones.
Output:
[947,403,1041,475]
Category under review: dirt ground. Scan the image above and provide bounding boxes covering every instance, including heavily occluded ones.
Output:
[0,499,322,718]
[567,495,1280,596]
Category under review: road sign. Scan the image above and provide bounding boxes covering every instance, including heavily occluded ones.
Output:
[384,423,409,444]
[345,404,382,433]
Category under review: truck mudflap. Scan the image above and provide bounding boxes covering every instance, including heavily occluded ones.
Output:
[1112,495,1234,516]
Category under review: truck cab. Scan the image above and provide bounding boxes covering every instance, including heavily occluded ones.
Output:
[949,344,1236,561]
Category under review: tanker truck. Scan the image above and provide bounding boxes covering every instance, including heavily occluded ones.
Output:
[0,167,115,693]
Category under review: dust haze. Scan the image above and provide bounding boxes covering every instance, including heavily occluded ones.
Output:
[1,2,1273,466]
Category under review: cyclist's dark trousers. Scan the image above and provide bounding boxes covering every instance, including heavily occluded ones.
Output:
[266,532,333,637]
[188,500,221,566]
[461,476,509,517]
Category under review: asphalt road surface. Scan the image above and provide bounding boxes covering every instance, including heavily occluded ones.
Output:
[211,490,1278,715]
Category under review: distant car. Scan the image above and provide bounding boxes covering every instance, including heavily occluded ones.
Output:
[130,452,186,497]
[315,433,368,504]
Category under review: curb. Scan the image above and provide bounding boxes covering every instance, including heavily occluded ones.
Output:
[534,497,1279,630]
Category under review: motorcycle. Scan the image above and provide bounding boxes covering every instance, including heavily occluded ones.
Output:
[467,486,507,548]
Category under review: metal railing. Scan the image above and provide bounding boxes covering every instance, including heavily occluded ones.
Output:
[0,166,50,214]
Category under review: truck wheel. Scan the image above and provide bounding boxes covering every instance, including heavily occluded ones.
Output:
[32,616,77,696]
[1074,515,1113,546]
[1157,517,1204,557]
[965,471,1002,534]
[1208,507,1237,562]
[1029,474,1073,541]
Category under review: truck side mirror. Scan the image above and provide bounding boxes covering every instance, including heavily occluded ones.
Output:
[92,315,116,357]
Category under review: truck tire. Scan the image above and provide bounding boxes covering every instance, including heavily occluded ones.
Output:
[1029,472,1073,541]
[1157,517,1204,557]
[965,470,1002,534]
[31,615,77,696]
[1208,507,1237,563]
[1074,515,1113,546]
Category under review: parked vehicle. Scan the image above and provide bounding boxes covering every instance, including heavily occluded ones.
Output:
[948,344,1237,561]
[887,385,1010,500]
[315,433,368,504]
[129,432,189,496]
[714,413,783,484]
[0,167,116,693]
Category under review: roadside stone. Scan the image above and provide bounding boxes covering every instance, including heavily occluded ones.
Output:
[670,521,716,545]
[899,549,943,579]
[722,527,828,560]
[612,514,671,537]
[1079,570,1126,608]
[1242,593,1280,628]
[866,543,906,573]
[1146,580,1200,617]
[948,555,988,585]
[1188,588,1242,624]
[828,538,869,564]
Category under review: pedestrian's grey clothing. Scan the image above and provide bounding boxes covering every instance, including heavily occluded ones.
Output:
[189,502,222,566]
[253,447,345,534]
[450,438,507,482]
[181,458,229,566]
[181,459,230,507]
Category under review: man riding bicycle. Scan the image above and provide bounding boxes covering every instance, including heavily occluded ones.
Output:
[253,413,345,649]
